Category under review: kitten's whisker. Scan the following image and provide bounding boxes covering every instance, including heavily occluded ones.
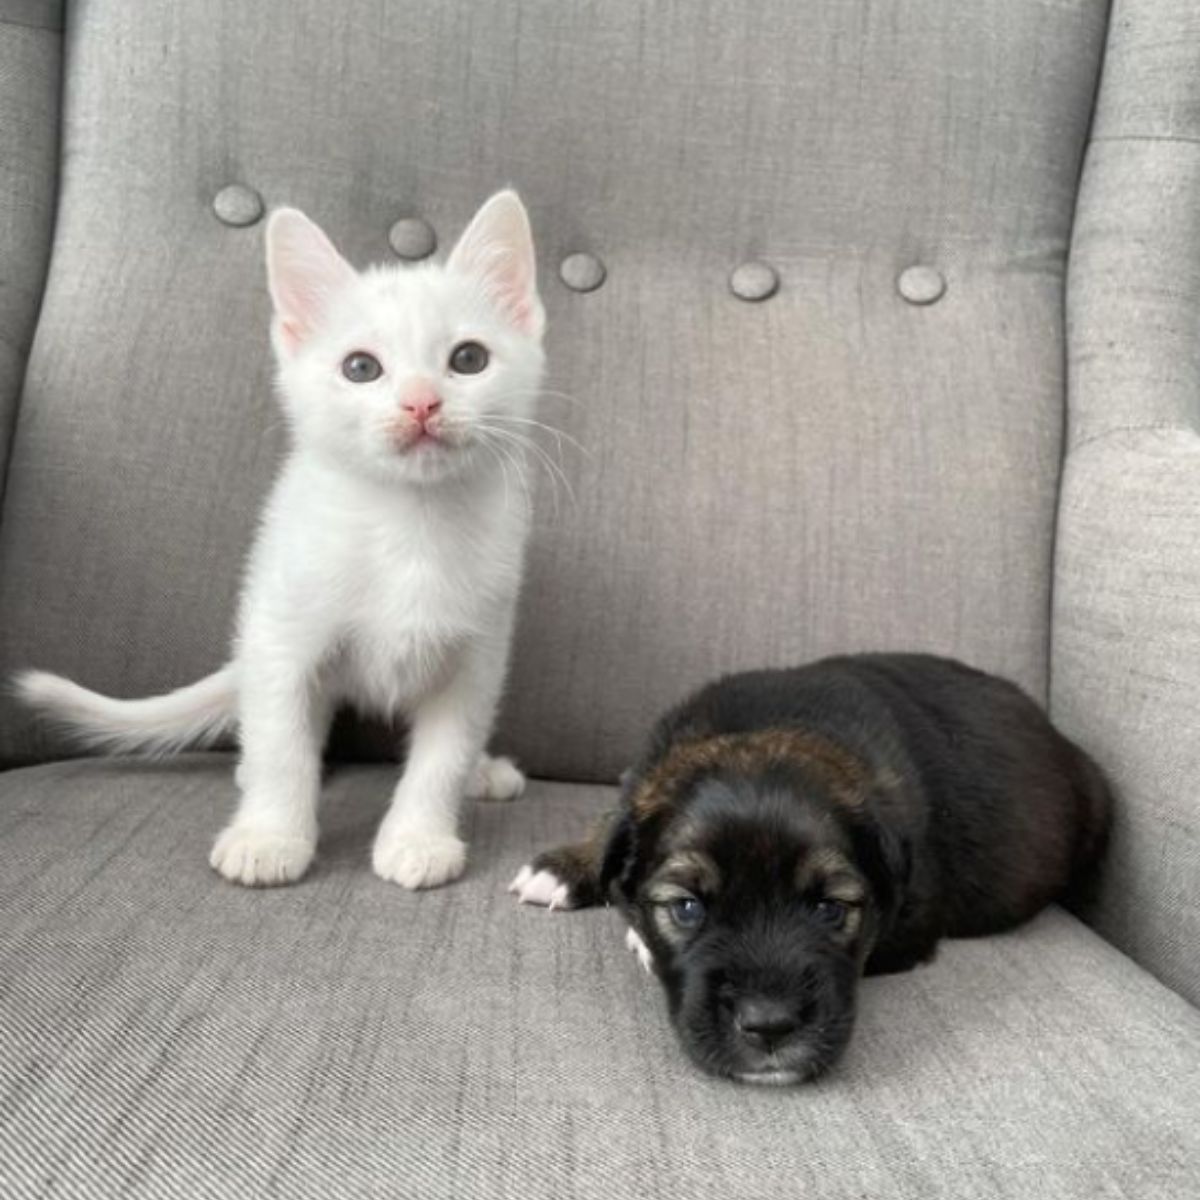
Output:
[474,425,566,516]
[495,440,536,518]
[480,425,577,512]
[475,408,588,458]
[471,429,534,517]
[477,437,515,513]
[535,388,584,408]
[482,387,646,438]
[476,415,591,459]
[486,386,583,410]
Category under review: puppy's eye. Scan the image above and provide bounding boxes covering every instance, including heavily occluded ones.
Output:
[342,352,383,383]
[668,896,706,929]
[813,899,848,930]
[449,341,489,375]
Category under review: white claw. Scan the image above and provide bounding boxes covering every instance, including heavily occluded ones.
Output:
[625,925,655,973]
[510,866,574,909]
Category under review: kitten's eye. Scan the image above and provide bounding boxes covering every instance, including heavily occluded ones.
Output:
[342,352,383,383]
[668,896,706,929]
[448,341,489,375]
[814,899,848,930]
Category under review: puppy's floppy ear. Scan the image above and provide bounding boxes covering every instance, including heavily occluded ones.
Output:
[848,810,911,921]
[598,808,640,902]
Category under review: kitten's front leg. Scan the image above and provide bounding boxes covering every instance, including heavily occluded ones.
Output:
[373,635,509,889]
[210,653,332,887]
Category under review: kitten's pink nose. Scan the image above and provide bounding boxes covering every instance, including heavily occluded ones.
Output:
[399,382,443,426]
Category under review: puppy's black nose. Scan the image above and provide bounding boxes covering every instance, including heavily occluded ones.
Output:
[733,998,799,1051]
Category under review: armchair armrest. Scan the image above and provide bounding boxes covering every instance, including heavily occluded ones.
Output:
[1053,0,1200,1005]
[0,0,62,496]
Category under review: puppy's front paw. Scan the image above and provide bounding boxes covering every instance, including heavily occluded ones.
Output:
[509,840,604,909]
[372,829,467,889]
[210,825,314,887]
[508,864,574,909]
[468,755,526,802]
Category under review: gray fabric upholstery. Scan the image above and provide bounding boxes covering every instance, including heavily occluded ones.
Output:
[1053,432,1200,1008]
[1067,0,1200,446]
[0,10,60,502]
[1053,0,1200,1005]
[0,0,1111,779]
[2,762,1198,1200]
[0,1,64,33]
[3,1,1200,1195]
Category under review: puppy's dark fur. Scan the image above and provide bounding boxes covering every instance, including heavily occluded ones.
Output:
[527,653,1111,1085]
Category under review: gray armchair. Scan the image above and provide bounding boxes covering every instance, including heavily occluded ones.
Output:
[1,1,1196,1196]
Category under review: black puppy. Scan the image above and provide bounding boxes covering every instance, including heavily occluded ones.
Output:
[511,653,1111,1085]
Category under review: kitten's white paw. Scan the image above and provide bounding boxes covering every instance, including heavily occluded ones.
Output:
[210,825,314,887]
[372,830,467,889]
[508,864,573,909]
[625,925,655,974]
[468,755,526,802]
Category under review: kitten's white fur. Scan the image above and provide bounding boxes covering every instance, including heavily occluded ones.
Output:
[16,191,546,890]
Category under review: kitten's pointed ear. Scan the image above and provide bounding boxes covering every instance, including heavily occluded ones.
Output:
[265,208,356,357]
[447,190,545,339]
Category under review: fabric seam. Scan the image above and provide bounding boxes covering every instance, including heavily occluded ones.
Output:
[1068,421,1195,456]
[0,8,64,33]
[1050,0,1116,711]
[1091,133,1200,147]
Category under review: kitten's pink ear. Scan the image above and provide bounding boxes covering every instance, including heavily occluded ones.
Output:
[447,191,545,338]
[265,208,356,357]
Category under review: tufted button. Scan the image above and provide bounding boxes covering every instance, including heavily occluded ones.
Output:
[897,265,946,305]
[388,216,437,261]
[212,184,264,227]
[729,261,779,302]
[559,253,606,293]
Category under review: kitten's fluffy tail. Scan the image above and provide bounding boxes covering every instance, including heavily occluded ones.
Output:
[14,665,238,756]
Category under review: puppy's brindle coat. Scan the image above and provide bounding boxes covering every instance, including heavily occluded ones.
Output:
[515,654,1111,1085]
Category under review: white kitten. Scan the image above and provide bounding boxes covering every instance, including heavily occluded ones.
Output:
[16,190,546,890]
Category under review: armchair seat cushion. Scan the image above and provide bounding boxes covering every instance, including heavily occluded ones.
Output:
[1,759,1197,1199]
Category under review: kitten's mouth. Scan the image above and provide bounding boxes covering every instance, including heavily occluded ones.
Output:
[392,425,452,453]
